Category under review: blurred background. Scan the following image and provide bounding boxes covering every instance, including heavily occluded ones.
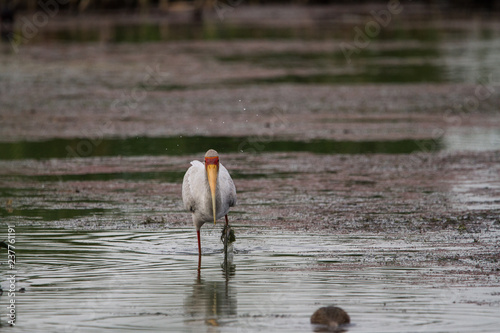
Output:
[2,0,499,14]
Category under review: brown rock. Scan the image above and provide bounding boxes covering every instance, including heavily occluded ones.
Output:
[310,306,350,330]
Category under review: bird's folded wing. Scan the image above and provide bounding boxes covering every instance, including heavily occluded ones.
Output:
[219,163,237,207]
[182,160,204,212]
[190,160,204,168]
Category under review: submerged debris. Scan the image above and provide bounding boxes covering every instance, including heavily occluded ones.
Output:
[221,225,236,244]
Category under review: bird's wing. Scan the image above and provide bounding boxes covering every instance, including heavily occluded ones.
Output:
[190,160,204,169]
[182,160,205,212]
[219,163,237,208]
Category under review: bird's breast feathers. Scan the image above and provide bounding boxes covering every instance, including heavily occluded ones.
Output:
[182,159,236,220]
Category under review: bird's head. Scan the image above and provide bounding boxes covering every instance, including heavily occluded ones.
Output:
[204,149,219,225]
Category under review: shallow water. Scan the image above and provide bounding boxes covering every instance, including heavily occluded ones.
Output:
[16,16,500,85]
[5,227,499,332]
[443,128,500,153]
[0,136,443,160]
[2,128,499,161]
[35,22,470,44]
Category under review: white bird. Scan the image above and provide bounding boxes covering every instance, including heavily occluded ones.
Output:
[182,149,237,259]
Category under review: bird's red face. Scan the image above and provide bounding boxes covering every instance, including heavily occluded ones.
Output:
[205,156,219,224]
[204,156,219,169]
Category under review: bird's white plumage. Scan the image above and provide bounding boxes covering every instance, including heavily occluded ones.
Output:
[182,159,236,230]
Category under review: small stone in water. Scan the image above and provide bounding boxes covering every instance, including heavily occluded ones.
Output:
[310,306,350,330]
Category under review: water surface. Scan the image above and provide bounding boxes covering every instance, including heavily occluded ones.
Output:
[6,227,499,332]
[0,136,443,160]
[2,128,499,161]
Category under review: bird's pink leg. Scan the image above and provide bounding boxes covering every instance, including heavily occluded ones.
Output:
[197,229,202,257]
[223,215,230,268]
[197,229,202,274]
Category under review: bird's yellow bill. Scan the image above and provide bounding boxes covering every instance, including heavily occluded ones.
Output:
[206,164,218,225]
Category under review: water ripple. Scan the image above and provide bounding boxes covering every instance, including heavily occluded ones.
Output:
[3,227,499,332]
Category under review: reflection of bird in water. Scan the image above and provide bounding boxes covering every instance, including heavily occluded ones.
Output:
[184,276,237,329]
[311,306,350,332]
[182,149,237,265]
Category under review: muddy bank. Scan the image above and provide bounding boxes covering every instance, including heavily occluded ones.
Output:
[1,149,499,231]
[1,149,499,291]
[1,34,499,142]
